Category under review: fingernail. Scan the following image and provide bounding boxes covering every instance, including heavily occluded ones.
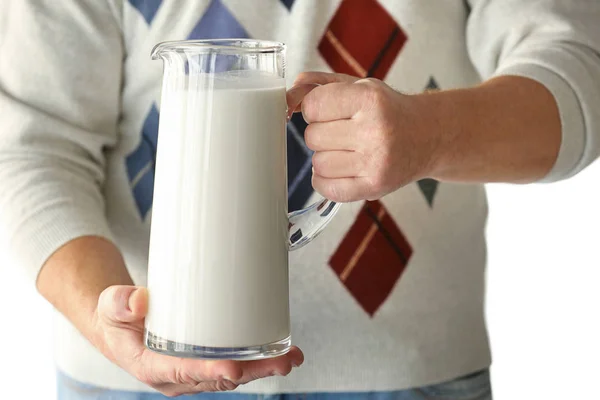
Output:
[127,288,140,312]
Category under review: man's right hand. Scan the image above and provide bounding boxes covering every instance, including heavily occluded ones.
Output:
[93,285,304,397]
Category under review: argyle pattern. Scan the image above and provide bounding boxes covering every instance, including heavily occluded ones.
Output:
[125,0,314,217]
[318,0,414,316]
[125,0,440,316]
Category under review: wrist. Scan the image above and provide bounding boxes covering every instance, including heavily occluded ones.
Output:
[408,90,458,181]
[37,236,133,353]
[412,76,562,184]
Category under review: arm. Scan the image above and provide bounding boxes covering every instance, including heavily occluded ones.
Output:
[0,0,127,348]
[0,0,121,284]
[290,1,600,201]
[424,75,563,183]
[452,0,600,183]
[36,237,133,353]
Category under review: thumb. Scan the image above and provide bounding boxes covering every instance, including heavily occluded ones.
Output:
[286,83,318,120]
[293,71,360,86]
[287,72,360,119]
[97,285,148,324]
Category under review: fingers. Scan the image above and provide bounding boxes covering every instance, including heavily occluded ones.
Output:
[313,175,373,203]
[289,73,375,123]
[97,286,148,324]
[138,352,242,385]
[287,73,360,118]
[157,379,239,397]
[138,347,304,396]
[293,71,360,86]
[301,82,366,123]
[286,83,318,118]
[312,151,363,179]
[305,120,361,152]
[138,346,303,387]
[236,346,304,384]
[286,345,305,367]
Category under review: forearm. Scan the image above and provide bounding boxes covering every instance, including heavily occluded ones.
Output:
[425,75,561,184]
[36,236,133,347]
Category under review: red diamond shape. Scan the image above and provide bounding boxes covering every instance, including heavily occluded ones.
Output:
[329,200,413,316]
[318,0,407,79]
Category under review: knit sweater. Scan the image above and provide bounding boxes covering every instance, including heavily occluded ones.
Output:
[1,0,599,394]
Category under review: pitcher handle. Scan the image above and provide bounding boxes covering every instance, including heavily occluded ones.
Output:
[285,82,342,251]
[288,199,341,250]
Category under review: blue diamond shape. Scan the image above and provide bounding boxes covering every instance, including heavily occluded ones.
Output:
[132,165,156,218]
[287,114,314,211]
[188,0,249,40]
[126,104,159,218]
[127,0,163,25]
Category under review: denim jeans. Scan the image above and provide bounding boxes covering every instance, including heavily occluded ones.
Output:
[56,369,492,400]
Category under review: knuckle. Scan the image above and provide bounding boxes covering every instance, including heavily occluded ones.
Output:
[301,93,319,122]
[295,71,310,82]
[359,84,389,115]
[336,72,359,83]
[311,152,325,175]
[369,85,388,106]
[356,77,379,85]
[304,125,319,150]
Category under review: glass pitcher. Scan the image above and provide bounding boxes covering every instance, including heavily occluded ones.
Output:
[144,39,341,360]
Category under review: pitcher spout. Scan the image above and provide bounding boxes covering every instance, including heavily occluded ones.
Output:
[151,42,171,60]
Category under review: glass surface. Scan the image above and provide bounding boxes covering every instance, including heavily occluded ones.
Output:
[144,39,340,360]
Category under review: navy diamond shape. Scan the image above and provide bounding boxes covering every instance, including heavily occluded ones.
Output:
[280,0,295,11]
[426,76,439,91]
[188,0,249,40]
[416,76,441,207]
[417,179,439,207]
[127,0,163,25]
[287,113,314,212]
[126,104,159,218]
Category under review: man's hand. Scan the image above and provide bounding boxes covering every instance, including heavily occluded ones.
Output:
[288,72,440,203]
[289,71,561,201]
[37,237,304,398]
[93,285,303,397]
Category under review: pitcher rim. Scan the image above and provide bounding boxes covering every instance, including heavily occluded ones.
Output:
[151,39,286,59]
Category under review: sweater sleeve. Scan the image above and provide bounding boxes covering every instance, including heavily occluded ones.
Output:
[0,0,124,282]
[466,0,600,182]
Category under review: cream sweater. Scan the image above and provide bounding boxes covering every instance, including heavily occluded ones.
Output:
[0,0,599,394]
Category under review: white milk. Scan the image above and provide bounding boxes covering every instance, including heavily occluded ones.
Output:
[145,76,290,348]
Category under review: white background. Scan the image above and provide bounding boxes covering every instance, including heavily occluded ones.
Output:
[0,162,599,399]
